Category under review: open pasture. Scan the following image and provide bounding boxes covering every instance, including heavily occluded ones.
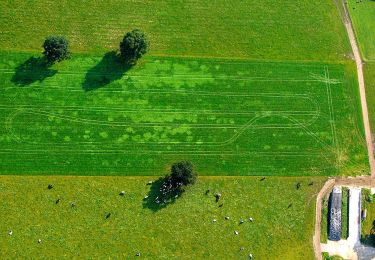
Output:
[0,52,368,176]
[348,0,375,61]
[0,0,350,61]
[0,176,325,259]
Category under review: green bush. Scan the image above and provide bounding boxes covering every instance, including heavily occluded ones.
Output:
[120,29,148,64]
[171,161,197,186]
[43,36,70,64]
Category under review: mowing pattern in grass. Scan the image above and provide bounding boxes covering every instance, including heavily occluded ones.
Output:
[0,176,325,259]
[0,0,350,61]
[0,52,368,176]
[348,0,375,61]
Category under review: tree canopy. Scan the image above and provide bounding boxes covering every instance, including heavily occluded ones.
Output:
[120,29,148,64]
[43,36,70,64]
[171,161,197,186]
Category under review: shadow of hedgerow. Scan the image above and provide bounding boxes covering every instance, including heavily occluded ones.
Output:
[82,51,133,91]
[11,56,57,86]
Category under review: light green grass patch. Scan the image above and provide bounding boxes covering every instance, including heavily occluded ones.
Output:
[364,62,375,130]
[348,0,375,61]
[361,188,375,246]
[0,0,350,61]
[0,176,325,259]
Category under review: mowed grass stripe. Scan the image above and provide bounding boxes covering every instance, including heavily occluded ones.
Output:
[0,0,350,61]
[0,176,325,259]
[0,52,368,176]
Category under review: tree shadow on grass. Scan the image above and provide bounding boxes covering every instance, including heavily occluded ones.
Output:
[142,177,184,212]
[11,56,57,86]
[82,51,133,91]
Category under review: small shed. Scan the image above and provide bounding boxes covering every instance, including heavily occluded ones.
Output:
[328,186,342,241]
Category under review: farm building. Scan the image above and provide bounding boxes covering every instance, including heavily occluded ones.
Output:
[328,186,342,241]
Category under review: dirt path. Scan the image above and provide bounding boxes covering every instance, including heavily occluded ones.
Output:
[341,1,375,176]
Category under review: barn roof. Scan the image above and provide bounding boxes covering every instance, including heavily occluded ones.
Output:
[328,186,342,241]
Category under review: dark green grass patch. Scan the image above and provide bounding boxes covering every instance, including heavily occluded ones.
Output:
[0,52,368,176]
[348,0,375,61]
[321,194,329,243]
[0,0,350,61]
[0,176,325,259]
[341,187,349,239]
[361,188,375,246]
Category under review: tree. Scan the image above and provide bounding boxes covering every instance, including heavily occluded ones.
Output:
[170,161,197,186]
[43,36,70,64]
[120,29,148,64]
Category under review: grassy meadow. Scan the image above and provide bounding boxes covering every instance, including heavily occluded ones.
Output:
[348,0,375,61]
[0,0,369,258]
[0,52,368,176]
[364,63,375,129]
[0,0,350,61]
[361,189,375,246]
[0,176,325,259]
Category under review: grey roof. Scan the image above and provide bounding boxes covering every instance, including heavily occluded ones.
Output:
[328,186,342,241]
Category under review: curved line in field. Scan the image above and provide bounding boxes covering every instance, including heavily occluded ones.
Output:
[7,108,322,147]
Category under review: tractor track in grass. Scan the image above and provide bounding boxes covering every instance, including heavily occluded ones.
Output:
[313,1,375,259]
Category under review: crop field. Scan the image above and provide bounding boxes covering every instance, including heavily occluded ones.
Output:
[0,52,368,176]
[0,0,350,61]
[0,176,326,259]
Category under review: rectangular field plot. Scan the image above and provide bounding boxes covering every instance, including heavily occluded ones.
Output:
[0,53,368,176]
[0,176,325,259]
[0,0,350,61]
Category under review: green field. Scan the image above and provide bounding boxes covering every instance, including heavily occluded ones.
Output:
[348,1,375,131]
[0,0,350,61]
[0,176,325,259]
[341,187,349,239]
[348,0,375,61]
[0,52,368,176]
[0,0,369,258]
[361,189,375,246]
[364,63,375,129]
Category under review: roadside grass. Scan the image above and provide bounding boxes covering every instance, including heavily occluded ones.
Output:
[321,194,329,243]
[0,52,368,176]
[347,0,375,61]
[361,188,375,246]
[0,0,351,61]
[0,176,325,259]
[341,187,349,239]
[364,62,375,129]
[322,253,344,260]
